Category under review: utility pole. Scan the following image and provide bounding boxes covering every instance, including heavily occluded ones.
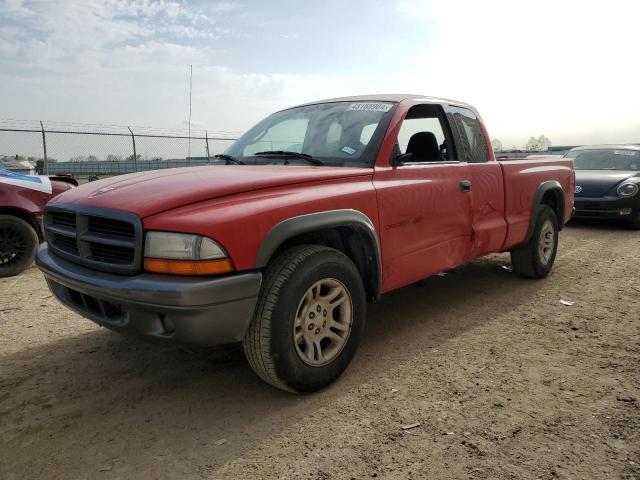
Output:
[205,130,210,161]
[40,120,48,175]
[128,126,138,172]
[188,64,193,159]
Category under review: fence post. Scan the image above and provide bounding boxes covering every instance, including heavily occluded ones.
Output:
[205,130,210,162]
[40,120,48,175]
[127,126,138,172]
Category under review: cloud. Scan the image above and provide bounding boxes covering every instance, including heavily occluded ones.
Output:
[107,0,183,18]
[2,0,31,14]
[0,0,638,147]
[0,0,232,73]
[0,0,367,132]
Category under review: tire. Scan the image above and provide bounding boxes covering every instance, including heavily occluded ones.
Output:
[0,215,39,278]
[510,205,559,279]
[243,245,366,393]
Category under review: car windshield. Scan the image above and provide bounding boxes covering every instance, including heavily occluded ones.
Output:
[565,149,640,171]
[224,101,396,166]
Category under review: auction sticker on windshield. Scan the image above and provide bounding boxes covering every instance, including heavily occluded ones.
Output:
[348,102,393,112]
[614,150,638,156]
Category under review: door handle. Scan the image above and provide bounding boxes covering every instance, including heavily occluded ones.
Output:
[460,180,472,192]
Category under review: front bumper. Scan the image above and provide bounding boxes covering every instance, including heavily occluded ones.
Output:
[573,196,638,220]
[36,244,262,346]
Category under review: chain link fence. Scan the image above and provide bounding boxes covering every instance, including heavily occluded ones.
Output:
[0,119,239,179]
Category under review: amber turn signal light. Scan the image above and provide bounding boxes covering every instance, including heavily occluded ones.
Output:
[144,258,234,276]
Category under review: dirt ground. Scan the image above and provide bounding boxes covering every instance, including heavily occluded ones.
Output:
[1,222,638,480]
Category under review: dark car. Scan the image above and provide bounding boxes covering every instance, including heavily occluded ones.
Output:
[564,145,640,229]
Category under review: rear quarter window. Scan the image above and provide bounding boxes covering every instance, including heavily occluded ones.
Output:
[448,106,489,163]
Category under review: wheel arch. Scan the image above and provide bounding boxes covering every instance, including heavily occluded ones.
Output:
[524,181,565,243]
[254,210,382,301]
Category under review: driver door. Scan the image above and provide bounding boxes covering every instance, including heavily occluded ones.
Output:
[373,104,473,292]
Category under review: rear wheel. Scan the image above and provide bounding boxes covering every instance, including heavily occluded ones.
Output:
[510,205,559,279]
[0,215,39,277]
[243,245,366,393]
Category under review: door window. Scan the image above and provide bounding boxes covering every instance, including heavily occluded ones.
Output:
[396,105,451,162]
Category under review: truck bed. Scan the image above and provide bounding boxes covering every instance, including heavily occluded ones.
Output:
[498,157,574,249]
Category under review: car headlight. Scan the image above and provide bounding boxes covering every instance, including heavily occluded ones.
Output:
[617,182,639,197]
[143,231,233,275]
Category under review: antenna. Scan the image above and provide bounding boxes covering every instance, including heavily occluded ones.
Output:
[188,64,193,158]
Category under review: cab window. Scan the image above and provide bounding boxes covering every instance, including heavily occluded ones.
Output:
[396,104,451,163]
[448,106,489,163]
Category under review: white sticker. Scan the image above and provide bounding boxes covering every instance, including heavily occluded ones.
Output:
[347,102,393,113]
[614,150,638,156]
[341,146,356,155]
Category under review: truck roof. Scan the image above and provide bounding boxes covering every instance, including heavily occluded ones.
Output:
[290,94,476,111]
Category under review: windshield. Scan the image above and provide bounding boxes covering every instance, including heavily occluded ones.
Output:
[565,149,640,171]
[224,101,396,166]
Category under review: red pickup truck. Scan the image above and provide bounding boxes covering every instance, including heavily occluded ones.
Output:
[0,170,76,277]
[36,95,575,392]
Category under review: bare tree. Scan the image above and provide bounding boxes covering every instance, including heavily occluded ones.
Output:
[526,135,552,152]
[538,135,551,151]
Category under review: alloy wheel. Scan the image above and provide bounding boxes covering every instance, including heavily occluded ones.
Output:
[538,220,555,264]
[293,278,353,367]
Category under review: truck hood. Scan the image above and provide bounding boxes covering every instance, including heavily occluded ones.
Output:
[575,170,639,197]
[49,165,372,217]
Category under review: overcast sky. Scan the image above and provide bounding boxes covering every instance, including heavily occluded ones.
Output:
[1,0,639,147]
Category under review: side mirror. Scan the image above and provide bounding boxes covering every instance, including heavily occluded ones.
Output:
[391,152,412,167]
[389,144,411,167]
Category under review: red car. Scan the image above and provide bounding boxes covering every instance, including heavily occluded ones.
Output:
[37,95,575,392]
[0,169,76,277]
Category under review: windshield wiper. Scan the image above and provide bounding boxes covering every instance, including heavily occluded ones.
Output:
[254,150,326,166]
[214,154,245,165]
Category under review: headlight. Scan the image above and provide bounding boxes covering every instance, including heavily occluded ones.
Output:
[617,182,639,197]
[143,231,233,275]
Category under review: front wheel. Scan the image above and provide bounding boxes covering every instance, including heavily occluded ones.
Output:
[0,215,39,278]
[510,205,559,279]
[243,245,366,393]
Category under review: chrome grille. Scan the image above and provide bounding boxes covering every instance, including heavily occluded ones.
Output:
[44,205,143,274]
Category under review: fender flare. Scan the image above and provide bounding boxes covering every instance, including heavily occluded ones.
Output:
[524,180,565,243]
[254,209,382,296]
